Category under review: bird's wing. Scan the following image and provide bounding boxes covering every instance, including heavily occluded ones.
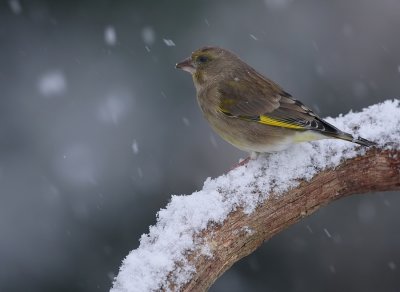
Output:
[218,73,338,133]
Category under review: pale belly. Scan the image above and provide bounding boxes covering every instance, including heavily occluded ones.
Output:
[206,111,326,153]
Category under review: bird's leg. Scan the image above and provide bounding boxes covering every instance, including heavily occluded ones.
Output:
[229,156,250,171]
[250,151,259,160]
[229,152,260,171]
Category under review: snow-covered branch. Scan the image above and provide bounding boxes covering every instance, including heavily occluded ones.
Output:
[111,100,400,292]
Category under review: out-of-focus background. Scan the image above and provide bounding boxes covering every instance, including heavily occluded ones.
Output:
[1,0,399,291]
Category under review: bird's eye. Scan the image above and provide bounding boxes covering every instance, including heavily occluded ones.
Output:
[197,55,209,63]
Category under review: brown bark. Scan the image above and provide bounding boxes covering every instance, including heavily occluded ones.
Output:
[175,148,400,291]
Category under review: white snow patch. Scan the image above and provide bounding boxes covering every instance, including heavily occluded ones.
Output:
[111,100,400,292]
[104,26,117,46]
[163,39,176,47]
[242,226,254,235]
[38,70,66,97]
[200,244,213,258]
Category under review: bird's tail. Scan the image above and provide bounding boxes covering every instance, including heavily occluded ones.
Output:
[317,118,376,147]
[330,131,376,147]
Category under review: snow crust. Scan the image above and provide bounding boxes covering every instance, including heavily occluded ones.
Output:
[111,100,400,292]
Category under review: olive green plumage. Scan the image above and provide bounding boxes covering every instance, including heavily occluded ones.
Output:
[176,46,375,155]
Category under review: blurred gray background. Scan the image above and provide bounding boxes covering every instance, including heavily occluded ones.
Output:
[1,0,399,291]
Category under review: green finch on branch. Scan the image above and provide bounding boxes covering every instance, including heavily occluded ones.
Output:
[176,46,375,158]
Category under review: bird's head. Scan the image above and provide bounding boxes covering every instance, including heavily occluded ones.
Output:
[176,46,241,86]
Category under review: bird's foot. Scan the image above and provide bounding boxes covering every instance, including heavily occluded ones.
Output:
[250,151,260,160]
[230,156,251,171]
[229,152,260,171]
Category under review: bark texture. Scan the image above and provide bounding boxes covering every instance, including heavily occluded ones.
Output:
[178,148,400,291]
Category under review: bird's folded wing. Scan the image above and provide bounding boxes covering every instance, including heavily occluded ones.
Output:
[218,78,336,132]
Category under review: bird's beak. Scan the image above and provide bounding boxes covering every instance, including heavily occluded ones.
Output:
[175,57,195,74]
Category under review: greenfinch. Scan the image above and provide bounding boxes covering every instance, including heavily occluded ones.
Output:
[176,46,374,157]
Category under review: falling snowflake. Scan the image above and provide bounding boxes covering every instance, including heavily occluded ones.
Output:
[388,261,397,270]
[142,26,155,46]
[182,117,190,126]
[8,0,22,14]
[38,70,67,97]
[163,39,176,47]
[249,34,258,40]
[104,26,117,46]
[265,0,293,10]
[132,140,139,155]
[323,228,332,238]
[97,91,132,125]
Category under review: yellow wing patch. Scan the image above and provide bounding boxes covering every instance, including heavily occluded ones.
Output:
[218,107,305,130]
[259,115,304,129]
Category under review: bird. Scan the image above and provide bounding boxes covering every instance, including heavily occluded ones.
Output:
[175,46,375,158]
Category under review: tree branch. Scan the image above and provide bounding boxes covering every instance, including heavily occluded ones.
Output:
[111,100,400,292]
[180,148,400,291]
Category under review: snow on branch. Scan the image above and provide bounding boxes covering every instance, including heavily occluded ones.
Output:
[111,100,400,292]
